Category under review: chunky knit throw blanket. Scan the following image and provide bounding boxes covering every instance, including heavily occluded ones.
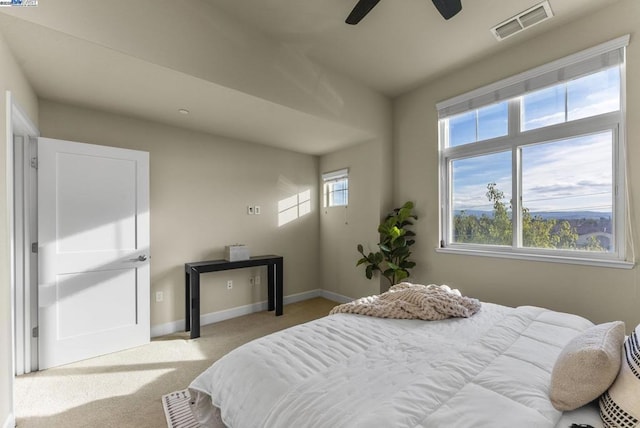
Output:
[329,282,481,320]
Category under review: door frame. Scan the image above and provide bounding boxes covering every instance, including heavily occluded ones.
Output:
[7,91,39,381]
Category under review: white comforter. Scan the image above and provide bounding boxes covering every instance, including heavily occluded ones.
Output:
[189,303,595,428]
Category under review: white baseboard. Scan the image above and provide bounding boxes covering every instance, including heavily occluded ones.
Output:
[318,289,353,304]
[150,289,345,338]
[3,413,15,428]
[284,289,321,304]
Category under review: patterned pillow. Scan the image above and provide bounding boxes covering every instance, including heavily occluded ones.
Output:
[599,324,640,427]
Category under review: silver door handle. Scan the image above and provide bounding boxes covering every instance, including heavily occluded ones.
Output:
[137,255,148,262]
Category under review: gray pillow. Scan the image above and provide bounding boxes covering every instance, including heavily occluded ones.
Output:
[599,323,640,427]
[550,321,625,411]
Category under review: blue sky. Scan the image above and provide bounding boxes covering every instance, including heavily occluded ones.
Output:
[449,67,619,215]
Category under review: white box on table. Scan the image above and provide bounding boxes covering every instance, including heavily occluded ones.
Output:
[224,245,250,262]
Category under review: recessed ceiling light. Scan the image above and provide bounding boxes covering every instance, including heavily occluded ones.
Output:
[178,109,189,115]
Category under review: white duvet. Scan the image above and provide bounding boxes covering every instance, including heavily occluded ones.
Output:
[189,303,598,428]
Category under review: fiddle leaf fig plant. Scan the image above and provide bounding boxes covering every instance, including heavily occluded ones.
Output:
[356,201,417,287]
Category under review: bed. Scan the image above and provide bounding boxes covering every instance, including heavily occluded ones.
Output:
[188,287,608,428]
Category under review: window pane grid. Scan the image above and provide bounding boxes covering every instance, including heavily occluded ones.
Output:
[324,178,348,207]
[441,63,623,261]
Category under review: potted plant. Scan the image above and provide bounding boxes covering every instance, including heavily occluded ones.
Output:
[356,201,417,287]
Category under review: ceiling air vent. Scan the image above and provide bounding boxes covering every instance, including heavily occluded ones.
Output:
[491,1,554,41]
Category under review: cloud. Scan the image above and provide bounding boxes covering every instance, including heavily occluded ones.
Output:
[452,131,612,213]
[521,132,612,212]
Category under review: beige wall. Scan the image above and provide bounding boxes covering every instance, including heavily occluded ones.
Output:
[318,84,393,298]
[320,141,385,299]
[38,100,321,328]
[1,31,38,428]
[394,0,640,330]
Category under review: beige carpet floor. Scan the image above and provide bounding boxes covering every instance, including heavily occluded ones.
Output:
[14,297,337,428]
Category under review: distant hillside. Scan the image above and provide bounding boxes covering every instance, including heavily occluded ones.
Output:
[454,210,611,220]
[529,211,611,220]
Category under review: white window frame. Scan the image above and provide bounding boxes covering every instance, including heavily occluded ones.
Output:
[436,35,633,269]
[322,168,349,208]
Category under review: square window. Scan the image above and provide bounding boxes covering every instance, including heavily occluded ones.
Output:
[322,169,349,208]
[438,39,626,265]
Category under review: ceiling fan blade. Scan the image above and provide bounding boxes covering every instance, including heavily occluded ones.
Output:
[431,0,462,20]
[345,0,381,25]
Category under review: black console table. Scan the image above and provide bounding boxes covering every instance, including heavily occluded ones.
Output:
[185,255,283,339]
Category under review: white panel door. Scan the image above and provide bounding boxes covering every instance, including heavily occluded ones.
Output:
[38,137,150,369]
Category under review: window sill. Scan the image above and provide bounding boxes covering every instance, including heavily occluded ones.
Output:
[435,246,635,270]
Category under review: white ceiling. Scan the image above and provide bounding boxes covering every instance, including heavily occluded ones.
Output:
[0,0,618,154]
[207,0,618,96]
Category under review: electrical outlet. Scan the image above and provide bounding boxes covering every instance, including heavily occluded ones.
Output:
[247,206,254,215]
[227,280,233,290]
[254,275,261,285]
[254,205,261,215]
[155,291,163,302]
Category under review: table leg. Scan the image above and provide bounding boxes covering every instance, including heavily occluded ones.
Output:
[190,267,201,339]
[185,270,191,331]
[275,258,283,316]
[267,263,275,312]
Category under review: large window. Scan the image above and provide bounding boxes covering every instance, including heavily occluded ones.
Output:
[322,168,348,207]
[438,36,630,266]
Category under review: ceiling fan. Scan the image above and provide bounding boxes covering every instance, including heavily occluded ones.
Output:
[345,0,462,25]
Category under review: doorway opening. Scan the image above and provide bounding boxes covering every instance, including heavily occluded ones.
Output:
[8,92,39,376]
